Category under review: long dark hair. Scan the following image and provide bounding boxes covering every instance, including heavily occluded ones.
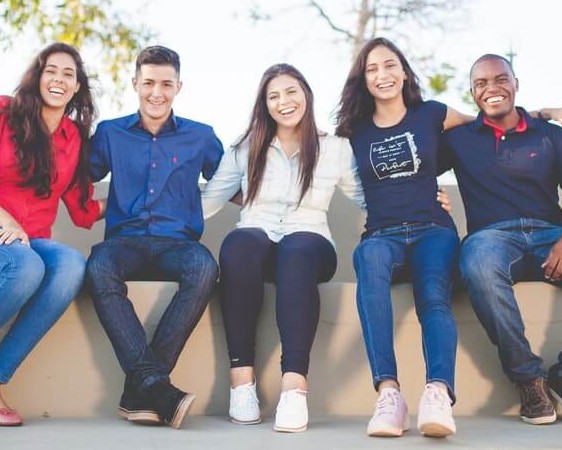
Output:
[335,37,423,138]
[4,42,96,206]
[234,63,320,206]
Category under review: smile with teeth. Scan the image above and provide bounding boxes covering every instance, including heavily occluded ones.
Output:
[279,107,296,115]
[48,87,65,95]
[485,95,505,104]
[377,82,394,89]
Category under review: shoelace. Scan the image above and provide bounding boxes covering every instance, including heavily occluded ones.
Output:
[375,390,400,417]
[235,384,259,407]
[422,386,450,411]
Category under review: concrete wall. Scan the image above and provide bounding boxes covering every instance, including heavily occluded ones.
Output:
[2,183,561,419]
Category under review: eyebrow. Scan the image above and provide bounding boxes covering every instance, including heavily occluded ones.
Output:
[45,63,76,72]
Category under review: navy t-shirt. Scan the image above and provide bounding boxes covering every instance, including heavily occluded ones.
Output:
[350,100,456,235]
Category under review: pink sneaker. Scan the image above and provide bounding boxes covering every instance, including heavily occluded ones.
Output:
[367,387,410,437]
[417,384,456,437]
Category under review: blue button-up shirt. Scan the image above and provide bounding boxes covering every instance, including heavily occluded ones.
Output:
[90,111,223,240]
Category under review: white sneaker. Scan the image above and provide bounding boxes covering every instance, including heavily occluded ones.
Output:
[367,387,410,437]
[229,382,261,424]
[417,384,456,437]
[273,389,308,433]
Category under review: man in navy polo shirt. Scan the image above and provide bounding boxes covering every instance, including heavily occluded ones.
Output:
[440,54,562,426]
[85,46,223,429]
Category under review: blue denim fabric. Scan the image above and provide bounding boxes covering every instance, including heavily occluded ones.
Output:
[0,239,85,383]
[460,218,562,383]
[85,236,218,391]
[353,223,459,399]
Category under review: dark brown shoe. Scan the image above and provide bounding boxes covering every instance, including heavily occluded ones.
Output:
[517,377,556,425]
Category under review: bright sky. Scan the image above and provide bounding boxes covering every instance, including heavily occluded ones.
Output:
[1,0,561,148]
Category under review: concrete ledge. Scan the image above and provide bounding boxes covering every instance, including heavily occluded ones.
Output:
[3,183,562,418]
[3,281,562,418]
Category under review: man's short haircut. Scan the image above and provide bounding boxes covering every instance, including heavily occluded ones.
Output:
[135,45,180,76]
[469,53,515,80]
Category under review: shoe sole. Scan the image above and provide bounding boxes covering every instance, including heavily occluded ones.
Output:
[118,407,161,425]
[367,429,404,437]
[230,416,262,425]
[520,411,557,425]
[418,422,455,438]
[367,415,410,437]
[548,387,562,416]
[169,393,197,429]
[273,423,307,433]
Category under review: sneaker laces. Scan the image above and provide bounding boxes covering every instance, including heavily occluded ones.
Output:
[422,385,451,411]
[375,389,402,417]
[233,383,259,408]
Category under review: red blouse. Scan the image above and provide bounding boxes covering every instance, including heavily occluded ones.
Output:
[0,96,100,238]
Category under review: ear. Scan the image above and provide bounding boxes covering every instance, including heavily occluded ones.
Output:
[515,77,519,92]
[132,77,137,90]
[176,79,183,93]
[75,82,81,94]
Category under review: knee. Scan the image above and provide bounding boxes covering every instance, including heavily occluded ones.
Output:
[188,246,219,283]
[353,239,390,274]
[0,248,45,294]
[57,247,86,281]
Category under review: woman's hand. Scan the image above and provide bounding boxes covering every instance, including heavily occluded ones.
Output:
[0,225,29,245]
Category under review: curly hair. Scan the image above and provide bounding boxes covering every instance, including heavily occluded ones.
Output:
[4,42,97,206]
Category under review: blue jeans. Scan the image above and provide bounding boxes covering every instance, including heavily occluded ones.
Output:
[0,239,85,383]
[460,218,562,383]
[353,223,459,399]
[85,236,218,391]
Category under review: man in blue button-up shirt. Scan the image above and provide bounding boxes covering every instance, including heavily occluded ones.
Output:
[85,45,223,429]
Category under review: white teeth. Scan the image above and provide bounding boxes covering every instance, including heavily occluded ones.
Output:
[377,82,393,89]
[280,107,296,115]
[49,87,65,95]
[486,96,504,104]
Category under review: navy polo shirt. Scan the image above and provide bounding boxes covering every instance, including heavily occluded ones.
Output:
[440,108,562,234]
[350,100,455,236]
[90,111,224,240]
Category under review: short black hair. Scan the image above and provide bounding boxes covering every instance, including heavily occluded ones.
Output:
[470,53,515,80]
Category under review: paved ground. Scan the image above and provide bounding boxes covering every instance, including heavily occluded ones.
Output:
[2,414,562,450]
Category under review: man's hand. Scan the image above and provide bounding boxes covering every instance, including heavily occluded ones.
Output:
[437,188,452,213]
[0,225,29,246]
[542,237,562,281]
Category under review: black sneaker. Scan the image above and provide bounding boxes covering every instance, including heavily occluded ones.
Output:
[146,381,196,429]
[118,377,161,425]
[517,377,556,425]
[547,363,562,415]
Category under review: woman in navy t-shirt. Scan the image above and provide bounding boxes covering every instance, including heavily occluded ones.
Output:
[335,37,474,439]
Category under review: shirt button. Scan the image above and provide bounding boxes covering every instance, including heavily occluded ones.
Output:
[149,189,154,194]
[151,163,157,168]
[501,135,506,140]
[152,137,157,142]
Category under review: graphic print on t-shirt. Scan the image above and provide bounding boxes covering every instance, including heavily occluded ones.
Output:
[369,132,420,180]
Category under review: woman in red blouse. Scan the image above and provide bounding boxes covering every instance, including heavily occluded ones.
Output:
[0,42,104,426]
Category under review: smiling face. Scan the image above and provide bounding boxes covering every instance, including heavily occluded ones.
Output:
[471,56,519,126]
[364,45,407,104]
[133,63,182,131]
[265,74,307,133]
[39,52,80,113]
